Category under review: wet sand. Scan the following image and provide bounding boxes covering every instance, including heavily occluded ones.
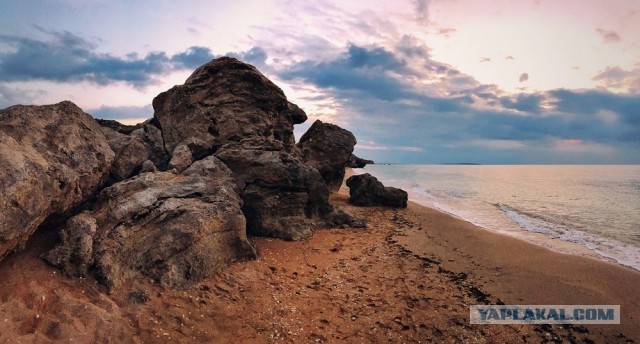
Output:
[0,171,638,343]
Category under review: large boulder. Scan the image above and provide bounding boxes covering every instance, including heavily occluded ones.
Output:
[347,154,374,168]
[153,56,307,157]
[152,57,346,240]
[215,139,333,240]
[44,156,257,290]
[346,173,408,208]
[297,120,356,191]
[101,127,150,182]
[0,101,114,261]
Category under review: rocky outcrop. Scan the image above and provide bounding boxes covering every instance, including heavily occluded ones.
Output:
[347,154,374,168]
[215,139,333,240]
[101,127,150,182]
[96,118,143,135]
[346,173,408,208]
[98,119,169,177]
[44,156,256,290]
[1,57,370,292]
[0,101,114,261]
[298,120,356,191]
[153,56,306,156]
[153,57,347,241]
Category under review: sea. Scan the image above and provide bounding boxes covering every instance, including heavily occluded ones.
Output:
[356,165,640,271]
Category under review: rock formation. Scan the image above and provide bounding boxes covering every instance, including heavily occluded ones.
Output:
[153,57,346,241]
[0,101,114,261]
[298,120,357,191]
[44,156,256,290]
[1,56,368,291]
[153,57,305,156]
[346,173,408,208]
[347,154,374,168]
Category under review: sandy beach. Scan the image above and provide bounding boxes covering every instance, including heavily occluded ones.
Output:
[0,169,639,343]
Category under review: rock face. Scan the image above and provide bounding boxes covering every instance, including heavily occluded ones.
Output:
[153,57,338,241]
[347,154,374,168]
[346,173,408,208]
[98,119,169,178]
[44,156,256,290]
[153,56,306,156]
[101,127,150,182]
[0,101,114,261]
[298,120,356,191]
[216,139,333,240]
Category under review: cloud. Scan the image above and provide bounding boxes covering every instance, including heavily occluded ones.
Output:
[480,57,491,63]
[596,28,621,43]
[0,84,47,108]
[593,65,640,93]
[273,39,640,163]
[436,28,456,38]
[499,93,544,112]
[357,142,424,152]
[280,43,411,101]
[226,47,268,67]
[0,29,215,88]
[414,0,430,23]
[506,55,514,60]
[87,104,153,121]
[171,46,215,69]
[519,73,529,82]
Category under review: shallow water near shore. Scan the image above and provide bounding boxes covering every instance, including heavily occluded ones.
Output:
[358,164,640,271]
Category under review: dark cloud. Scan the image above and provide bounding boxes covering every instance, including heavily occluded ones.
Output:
[225,47,268,67]
[519,73,529,82]
[171,46,215,69]
[280,44,411,101]
[88,104,153,120]
[596,28,621,43]
[0,30,215,88]
[274,41,640,163]
[500,93,544,113]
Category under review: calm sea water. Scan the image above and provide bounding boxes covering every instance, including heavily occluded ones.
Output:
[359,165,640,271]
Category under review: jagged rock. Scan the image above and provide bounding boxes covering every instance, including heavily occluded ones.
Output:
[129,120,170,170]
[45,156,257,290]
[152,56,306,156]
[152,57,343,241]
[42,212,97,277]
[346,173,408,208]
[140,160,157,173]
[101,127,150,182]
[96,118,143,135]
[321,208,367,229]
[347,154,374,168]
[167,144,193,173]
[0,101,114,261]
[216,139,332,241]
[298,120,356,191]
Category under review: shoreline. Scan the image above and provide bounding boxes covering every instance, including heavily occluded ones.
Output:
[347,168,640,340]
[395,200,640,340]
[0,170,638,342]
[354,166,640,273]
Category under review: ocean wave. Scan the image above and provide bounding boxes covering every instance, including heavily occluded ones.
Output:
[497,203,640,271]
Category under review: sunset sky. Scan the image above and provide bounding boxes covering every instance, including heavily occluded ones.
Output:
[1,0,639,163]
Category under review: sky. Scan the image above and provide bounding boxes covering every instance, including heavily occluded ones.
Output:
[0,0,639,164]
